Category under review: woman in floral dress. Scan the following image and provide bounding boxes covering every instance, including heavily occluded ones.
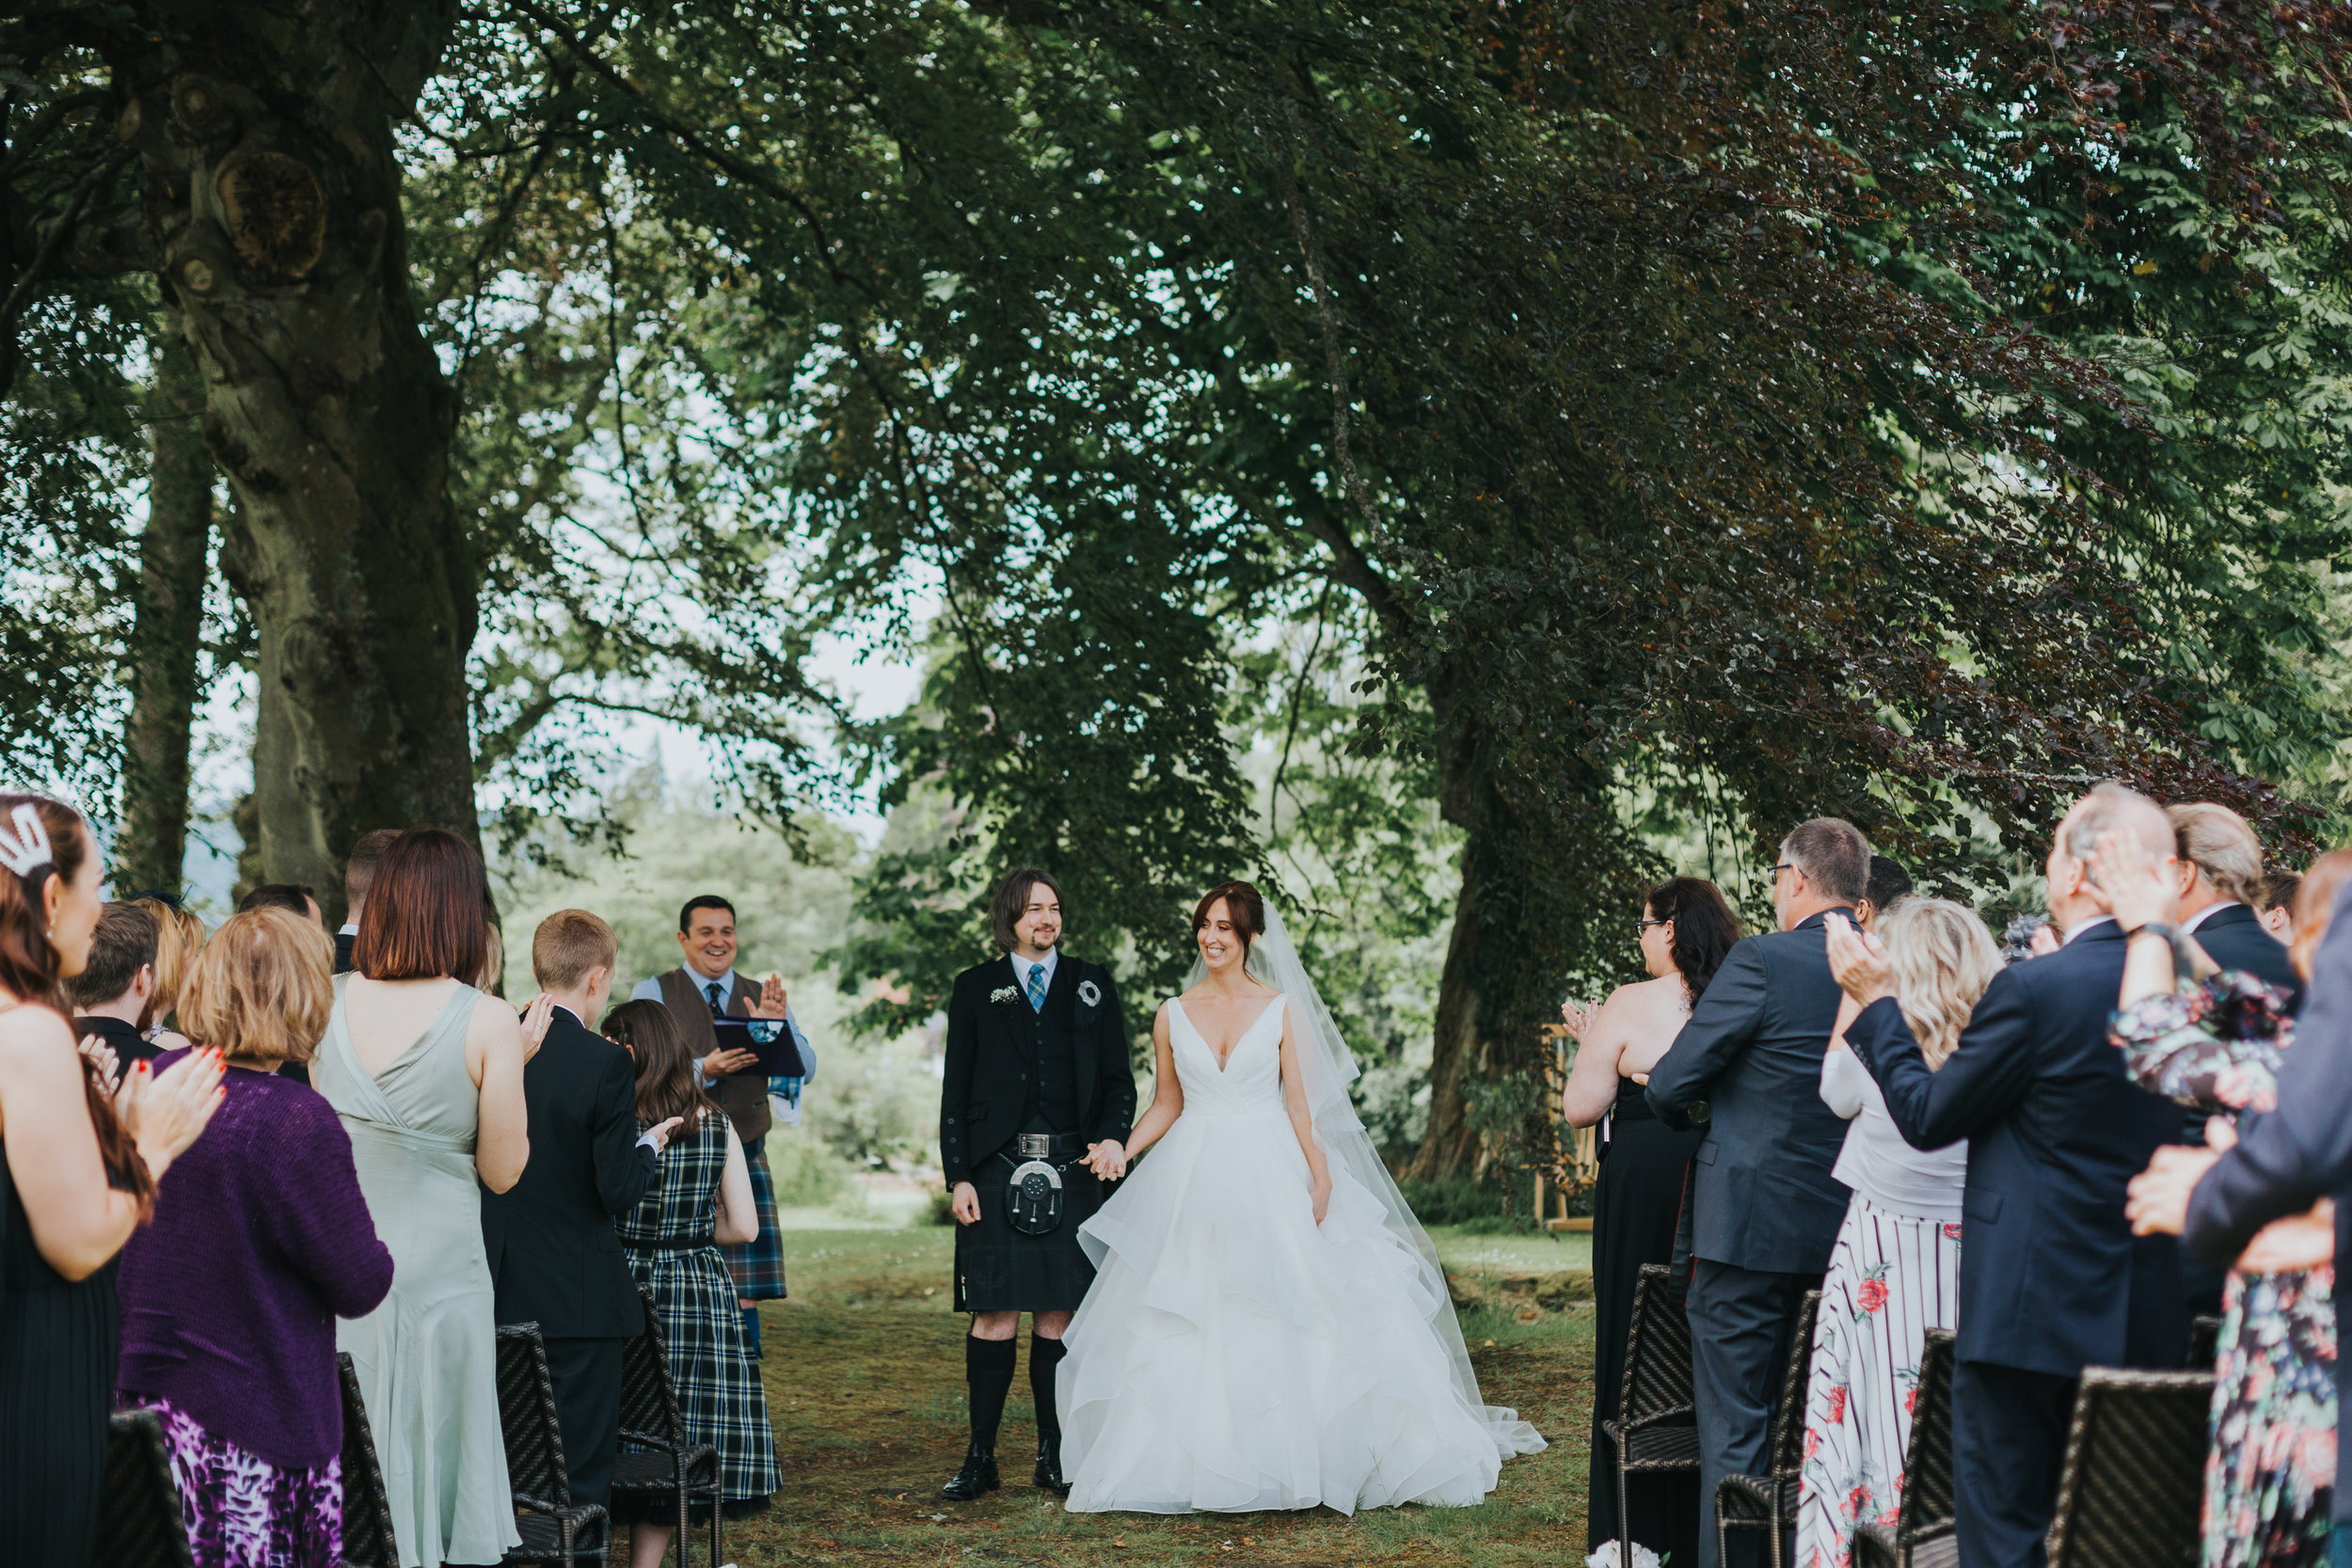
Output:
[2100,836,2346,1568]
[1797,898,1994,1568]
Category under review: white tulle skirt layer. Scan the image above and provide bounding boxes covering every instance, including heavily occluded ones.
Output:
[1057,1105,1545,1514]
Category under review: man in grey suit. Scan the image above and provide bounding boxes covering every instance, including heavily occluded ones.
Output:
[1647,816,1866,1568]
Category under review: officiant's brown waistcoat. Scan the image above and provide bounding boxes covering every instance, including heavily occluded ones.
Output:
[653,967,772,1143]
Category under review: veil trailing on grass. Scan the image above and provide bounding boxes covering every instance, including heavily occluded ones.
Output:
[1183,898,1547,1457]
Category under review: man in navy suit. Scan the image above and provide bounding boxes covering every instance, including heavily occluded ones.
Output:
[1646,816,1866,1568]
[2169,801,2299,1005]
[1830,784,2187,1568]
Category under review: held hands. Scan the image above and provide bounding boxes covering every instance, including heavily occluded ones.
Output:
[950,1180,981,1226]
[1823,912,1896,1006]
[1082,1139,1129,1181]
[519,994,556,1064]
[119,1048,227,1179]
[2089,828,2180,932]
[2237,1199,2335,1275]
[751,974,790,1021]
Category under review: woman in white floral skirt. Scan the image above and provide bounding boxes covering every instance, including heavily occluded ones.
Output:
[1796,898,1995,1568]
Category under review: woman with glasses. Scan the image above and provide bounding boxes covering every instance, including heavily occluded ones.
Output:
[1563,876,1742,1567]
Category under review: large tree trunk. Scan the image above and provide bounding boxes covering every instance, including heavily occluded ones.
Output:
[111,4,476,922]
[113,325,214,895]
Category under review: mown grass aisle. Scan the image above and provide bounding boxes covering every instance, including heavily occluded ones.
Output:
[716,1226,1597,1567]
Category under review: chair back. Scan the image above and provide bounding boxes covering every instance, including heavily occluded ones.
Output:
[338,1353,399,1568]
[1899,1328,1959,1538]
[93,1406,194,1568]
[1620,1263,1696,1423]
[1764,1290,1822,1477]
[495,1322,575,1510]
[619,1281,688,1446]
[2043,1367,2214,1568]
[2187,1315,2222,1369]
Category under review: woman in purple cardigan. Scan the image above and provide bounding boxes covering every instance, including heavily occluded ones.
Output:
[117,908,395,1568]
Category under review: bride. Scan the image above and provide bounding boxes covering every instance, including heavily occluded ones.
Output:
[1056,880,1545,1514]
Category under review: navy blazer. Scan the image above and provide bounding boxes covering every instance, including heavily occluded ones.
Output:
[2185,883,2352,1524]
[1645,909,1854,1275]
[2190,903,2301,1009]
[1851,921,2183,1376]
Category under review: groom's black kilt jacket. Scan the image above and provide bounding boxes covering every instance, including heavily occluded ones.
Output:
[940,953,1136,1185]
[942,953,1136,1313]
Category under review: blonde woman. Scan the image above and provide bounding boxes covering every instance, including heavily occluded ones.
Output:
[1796,898,1995,1565]
[130,896,205,1053]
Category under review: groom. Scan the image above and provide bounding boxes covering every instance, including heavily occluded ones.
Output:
[938,866,1136,1500]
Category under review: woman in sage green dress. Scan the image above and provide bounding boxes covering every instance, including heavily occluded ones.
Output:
[312,830,531,1567]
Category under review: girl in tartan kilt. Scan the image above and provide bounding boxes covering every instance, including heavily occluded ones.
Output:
[604,1003,781,1564]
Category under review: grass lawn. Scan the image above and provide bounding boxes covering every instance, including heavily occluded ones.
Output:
[702,1223,1597,1568]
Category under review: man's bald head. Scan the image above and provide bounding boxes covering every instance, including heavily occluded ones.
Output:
[2058,782,2175,866]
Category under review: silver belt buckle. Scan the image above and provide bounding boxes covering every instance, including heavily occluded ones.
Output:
[1015,1133,1053,1157]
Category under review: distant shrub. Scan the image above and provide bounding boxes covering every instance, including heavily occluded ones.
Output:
[769,1132,853,1208]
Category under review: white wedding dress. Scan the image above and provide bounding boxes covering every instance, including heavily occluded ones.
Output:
[1057,990,1546,1514]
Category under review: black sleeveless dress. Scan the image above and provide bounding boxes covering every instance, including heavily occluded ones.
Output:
[0,1124,119,1560]
[1587,1074,1703,1562]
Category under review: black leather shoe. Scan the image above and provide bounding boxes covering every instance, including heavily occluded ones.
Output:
[942,1444,999,1500]
[1033,1435,1071,1496]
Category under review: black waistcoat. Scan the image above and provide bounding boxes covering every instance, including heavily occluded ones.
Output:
[1020,968,1079,1131]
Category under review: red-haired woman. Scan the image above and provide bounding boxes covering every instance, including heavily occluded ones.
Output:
[0,794,223,1560]
[311,829,530,1567]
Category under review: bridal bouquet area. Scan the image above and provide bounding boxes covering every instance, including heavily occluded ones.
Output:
[745,1227,1591,1564]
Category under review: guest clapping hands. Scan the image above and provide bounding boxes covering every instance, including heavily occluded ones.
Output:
[0,794,224,1561]
[117,908,394,1568]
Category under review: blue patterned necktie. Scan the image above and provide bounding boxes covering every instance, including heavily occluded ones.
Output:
[1026,961,1048,1011]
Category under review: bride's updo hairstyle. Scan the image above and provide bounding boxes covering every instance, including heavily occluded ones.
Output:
[1191,881,1267,952]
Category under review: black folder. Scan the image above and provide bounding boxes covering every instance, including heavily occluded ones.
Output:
[713,1017,805,1078]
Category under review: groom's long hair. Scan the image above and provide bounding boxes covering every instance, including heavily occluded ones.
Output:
[989,866,1064,952]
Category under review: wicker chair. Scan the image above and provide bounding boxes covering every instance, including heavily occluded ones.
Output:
[611,1283,723,1568]
[1851,1328,1959,1568]
[494,1322,612,1566]
[338,1352,399,1568]
[1598,1263,1702,1567]
[93,1405,194,1568]
[2042,1366,2215,1568]
[1715,1289,1821,1568]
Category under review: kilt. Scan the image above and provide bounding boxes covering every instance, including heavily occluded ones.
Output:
[622,1240,783,1511]
[722,1137,787,1301]
[954,1148,1107,1313]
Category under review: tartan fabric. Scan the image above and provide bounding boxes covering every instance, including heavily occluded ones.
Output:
[722,1139,787,1301]
[619,1115,783,1506]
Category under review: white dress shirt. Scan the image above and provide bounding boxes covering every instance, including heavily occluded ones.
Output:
[1821,1043,1967,1221]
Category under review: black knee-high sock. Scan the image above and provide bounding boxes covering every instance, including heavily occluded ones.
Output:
[1028,1334,1067,1440]
[966,1336,1018,1450]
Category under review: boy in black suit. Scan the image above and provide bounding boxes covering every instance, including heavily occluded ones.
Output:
[66,901,162,1075]
[937,867,1136,1500]
[482,910,681,1509]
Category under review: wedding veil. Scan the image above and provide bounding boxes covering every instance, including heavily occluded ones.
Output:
[1182,897,1546,1457]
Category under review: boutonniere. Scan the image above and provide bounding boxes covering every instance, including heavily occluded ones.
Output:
[990,986,1019,1006]
[1077,979,1103,1007]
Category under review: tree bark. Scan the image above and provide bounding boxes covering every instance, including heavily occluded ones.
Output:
[110,3,477,922]
[113,325,214,895]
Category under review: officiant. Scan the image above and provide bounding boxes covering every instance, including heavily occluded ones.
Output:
[634,894,816,1358]
[938,867,1136,1501]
